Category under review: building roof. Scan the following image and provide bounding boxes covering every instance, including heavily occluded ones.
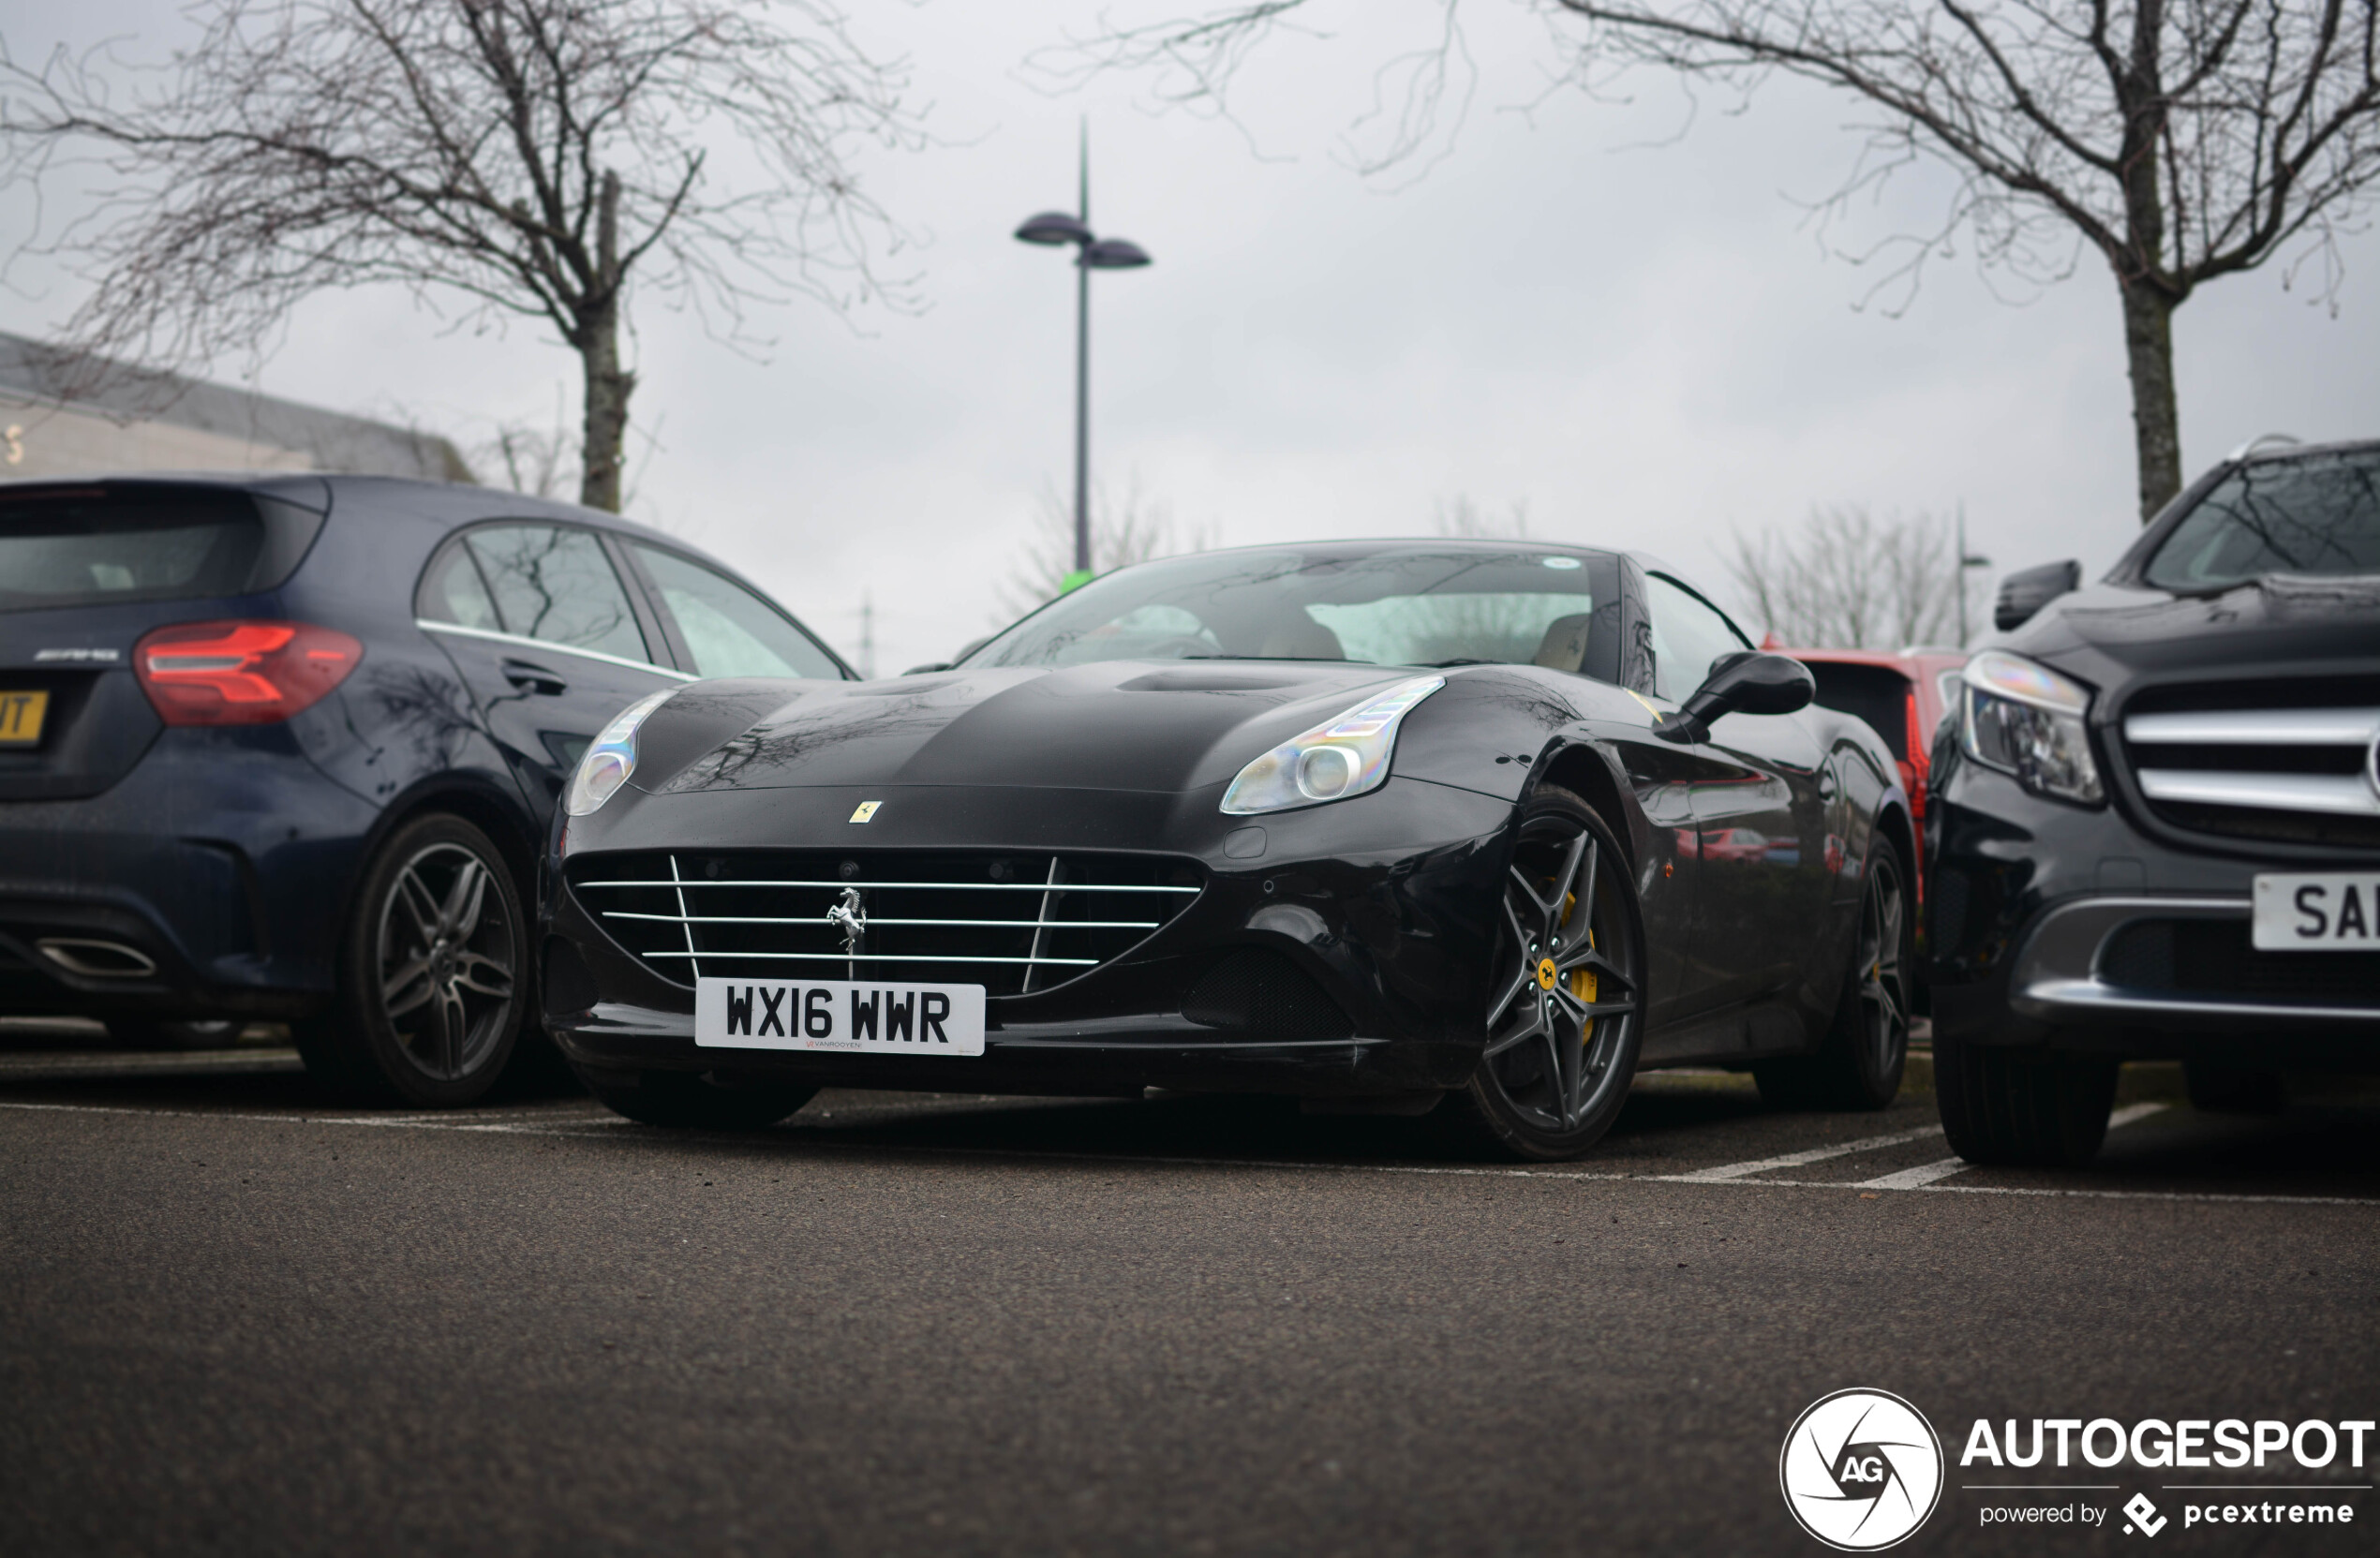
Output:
[0,331,474,483]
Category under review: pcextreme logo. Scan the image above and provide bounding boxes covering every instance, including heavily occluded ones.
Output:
[1780,1388,1946,1551]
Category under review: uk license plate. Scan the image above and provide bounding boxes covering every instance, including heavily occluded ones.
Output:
[695,976,987,1056]
[2252,873,2380,951]
[0,690,48,746]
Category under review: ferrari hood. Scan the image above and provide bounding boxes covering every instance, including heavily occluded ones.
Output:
[640,660,1421,795]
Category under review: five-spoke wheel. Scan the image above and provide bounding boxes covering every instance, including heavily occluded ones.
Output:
[1755,840,1911,1112]
[297,812,528,1105]
[1455,787,1646,1160]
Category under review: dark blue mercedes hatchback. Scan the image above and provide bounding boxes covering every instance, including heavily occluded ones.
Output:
[0,473,851,1104]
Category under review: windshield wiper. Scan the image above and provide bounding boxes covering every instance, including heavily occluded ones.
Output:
[1427,658,1505,667]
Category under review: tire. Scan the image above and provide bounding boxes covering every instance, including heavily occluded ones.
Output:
[1447,786,1647,1162]
[581,1067,817,1130]
[1935,1034,2120,1167]
[1754,842,1912,1112]
[105,1017,244,1050]
[294,812,528,1107]
[2185,1062,2285,1114]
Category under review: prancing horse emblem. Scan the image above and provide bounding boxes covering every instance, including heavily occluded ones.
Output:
[826,886,866,955]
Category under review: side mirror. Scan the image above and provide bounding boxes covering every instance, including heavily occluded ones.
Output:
[1994,559,2081,631]
[1654,650,1815,743]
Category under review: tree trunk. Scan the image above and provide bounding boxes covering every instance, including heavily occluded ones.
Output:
[2119,277,2182,522]
[576,169,632,514]
[577,291,632,513]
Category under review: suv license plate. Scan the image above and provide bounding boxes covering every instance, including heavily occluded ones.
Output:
[695,976,987,1056]
[2252,873,2380,951]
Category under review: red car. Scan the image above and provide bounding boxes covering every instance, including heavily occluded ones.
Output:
[1771,645,1969,932]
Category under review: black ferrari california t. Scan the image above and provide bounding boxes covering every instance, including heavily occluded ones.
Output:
[540,542,1915,1159]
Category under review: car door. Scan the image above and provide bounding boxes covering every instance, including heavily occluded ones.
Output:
[416,522,690,824]
[1644,573,1832,1033]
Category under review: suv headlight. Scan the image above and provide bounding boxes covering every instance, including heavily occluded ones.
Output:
[1960,650,2103,806]
[564,690,677,817]
[1221,675,1445,816]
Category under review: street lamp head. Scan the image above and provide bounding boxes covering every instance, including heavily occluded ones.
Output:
[1081,237,1153,270]
[1015,211,1093,246]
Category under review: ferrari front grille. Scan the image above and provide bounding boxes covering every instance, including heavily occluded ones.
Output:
[568,850,1204,996]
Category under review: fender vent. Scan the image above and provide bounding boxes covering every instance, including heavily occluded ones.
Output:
[1183,949,1353,1041]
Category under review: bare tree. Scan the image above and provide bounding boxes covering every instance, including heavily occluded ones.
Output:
[994,470,1216,619]
[1074,1,2380,520]
[0,0,923,512]
[1722,503,1980,647]
[479,419,575,502]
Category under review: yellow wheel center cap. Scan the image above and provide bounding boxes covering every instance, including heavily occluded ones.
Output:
[1536,957,1558,990]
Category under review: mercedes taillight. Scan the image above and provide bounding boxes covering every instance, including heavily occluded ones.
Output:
[134,620,363,726]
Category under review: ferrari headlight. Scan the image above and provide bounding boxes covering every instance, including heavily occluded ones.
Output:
[564,690,676,817]
[1221,675,1444,816]
[1960,650,2103,806]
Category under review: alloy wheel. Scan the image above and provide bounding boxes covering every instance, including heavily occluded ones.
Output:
[1855,855,1910,1081]
[1478,811,1643,1136]
[374,841,518,1082]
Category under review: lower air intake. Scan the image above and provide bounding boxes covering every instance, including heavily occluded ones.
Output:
[1183,948,1355,1041]
[2101,919,2380,1008]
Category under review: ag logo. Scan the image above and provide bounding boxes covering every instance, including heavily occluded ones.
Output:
[1779,1388,1944,1551]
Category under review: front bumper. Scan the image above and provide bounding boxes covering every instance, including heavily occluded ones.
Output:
[541,776,1514,1099]
[1926,750,2380,1067]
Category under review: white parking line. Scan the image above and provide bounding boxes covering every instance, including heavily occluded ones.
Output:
[1853,1157,1977,1191]
[1850,1103,2172,1190]
[1670,1126,1946,1182]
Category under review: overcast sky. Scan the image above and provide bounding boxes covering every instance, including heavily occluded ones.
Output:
[5,0,2376,675]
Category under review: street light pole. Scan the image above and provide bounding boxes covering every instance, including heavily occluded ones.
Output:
[1074,135,1092,577]
[1015,125,1152,593]
[1956,503,1993,647]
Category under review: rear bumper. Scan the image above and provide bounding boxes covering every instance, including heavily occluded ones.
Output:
[0,733,378,1019]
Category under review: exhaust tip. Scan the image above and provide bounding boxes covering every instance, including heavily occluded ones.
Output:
[36,938,159,980]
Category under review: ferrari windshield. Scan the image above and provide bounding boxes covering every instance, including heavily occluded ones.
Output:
[967,544,1617,672]
[2144,448,2380,589]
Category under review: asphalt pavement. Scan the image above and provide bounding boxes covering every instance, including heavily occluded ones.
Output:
[1,1032,2373,1557]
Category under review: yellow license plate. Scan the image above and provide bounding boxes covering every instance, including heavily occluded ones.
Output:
[0,690,49,746]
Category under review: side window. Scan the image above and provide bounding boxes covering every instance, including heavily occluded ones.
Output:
[632,544,845,680]
[1645,574,1753,703]
[418,542,501,631]
[464,525,650,663]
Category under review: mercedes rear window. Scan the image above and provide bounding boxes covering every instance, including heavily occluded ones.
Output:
[2144,449,2380,589]
[0,487,324,613]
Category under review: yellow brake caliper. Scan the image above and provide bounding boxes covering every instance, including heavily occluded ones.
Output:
[1560,892,1599,1042]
